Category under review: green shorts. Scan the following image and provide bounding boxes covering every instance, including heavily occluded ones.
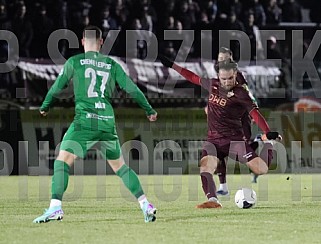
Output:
[59,123,121,160]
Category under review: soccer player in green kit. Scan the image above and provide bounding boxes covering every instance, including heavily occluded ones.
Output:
[33,26,158,223]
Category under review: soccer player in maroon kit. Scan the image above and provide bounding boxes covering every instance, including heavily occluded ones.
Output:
[159,56,280,208]
[213,48,279,189]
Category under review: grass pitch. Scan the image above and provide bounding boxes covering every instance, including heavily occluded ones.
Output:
[1,174,321,244]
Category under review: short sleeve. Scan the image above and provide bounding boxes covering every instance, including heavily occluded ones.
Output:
[237,85,258,113]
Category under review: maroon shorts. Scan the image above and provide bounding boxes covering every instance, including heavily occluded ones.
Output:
[201,137,258,164]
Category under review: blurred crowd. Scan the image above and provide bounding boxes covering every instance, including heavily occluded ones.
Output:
[0,0,318,60]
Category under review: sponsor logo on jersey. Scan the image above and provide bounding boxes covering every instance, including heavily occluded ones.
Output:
[95,101,106,109]
[227,91,234,98]
[86,112,113,121]
[208,94,227,107]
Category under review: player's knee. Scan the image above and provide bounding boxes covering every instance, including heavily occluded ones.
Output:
[255,163,268,175]
[258,167,268,175]
[107,157,124,172]
[200,157,208,168]
[57,150,77,165]
[247,158,268,175]
[200,156,218,173]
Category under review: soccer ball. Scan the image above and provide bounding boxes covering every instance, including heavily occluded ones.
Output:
[234,188,257,209]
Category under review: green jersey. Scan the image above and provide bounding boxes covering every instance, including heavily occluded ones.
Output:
[41,51,156,131]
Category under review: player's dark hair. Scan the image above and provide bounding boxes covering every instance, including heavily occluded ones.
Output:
[215,47,234,72]
[83,25,102,39]
[217,59,238,71]
[218,47,233,57]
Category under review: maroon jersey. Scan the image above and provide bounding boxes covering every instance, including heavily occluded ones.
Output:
[236,71,247,85]
[201,78,257,140]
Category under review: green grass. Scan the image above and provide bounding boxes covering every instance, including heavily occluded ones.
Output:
[1,174,321,243]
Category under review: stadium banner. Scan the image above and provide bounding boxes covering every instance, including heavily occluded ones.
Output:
[18,58,281,99]
[18,108,206,175]
[10,109,321,175]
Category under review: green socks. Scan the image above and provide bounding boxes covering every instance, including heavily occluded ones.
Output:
[51,160,70,201]
[116,164,144,198]
[51,162,143,201]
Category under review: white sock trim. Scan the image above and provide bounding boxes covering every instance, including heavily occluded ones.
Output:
[138,195,148,208]
[208,197,219,203]
[49,199,62,208]
[219,183,228,191]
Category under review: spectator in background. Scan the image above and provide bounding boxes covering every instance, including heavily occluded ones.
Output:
[226,11,245,32]
[95,6,119,39]
[249,0,266,28]
[160,41,177,60]
[46,0,67,30]
[244,11,264,60]
[171,20,192,60]
[267,36,285,61]
[139,0,157,29]
[229,0,243,20]
[159,15,176,59]
[264,0,282,25]
[45,0,68,58]
[0,1,11,61]
[11,2,33,57]
[173,19,184,54]
[126,18,149,59]
[68,0,91,24]
[187,0,201,23]
[112,1,129,29]
[164,16,175,30]
[198,11,211,29]
[217,0,230,16]
[140,3,154,33]
[282,0,302,22]
[224,11,245,61]
[206,0,218,23]
[30,3,54,58]
[193,11,212,58]
[65,0,91,56]
[309,0,321,23]
[176,0,195,29]
[266,35,290,93]
[161,0,176,22]
[68,0,91,35]
[0,1,11,93]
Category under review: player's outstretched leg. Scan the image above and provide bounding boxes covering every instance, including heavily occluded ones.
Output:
[215,159,229,195]
[250,138,274,183]
[115,164,157,222]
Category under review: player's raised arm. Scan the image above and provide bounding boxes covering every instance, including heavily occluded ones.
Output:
[158,54,202,85]
[40,59,74,115]
[114,63,157,121]
[249,108,270,134]
[249,109,282,141]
